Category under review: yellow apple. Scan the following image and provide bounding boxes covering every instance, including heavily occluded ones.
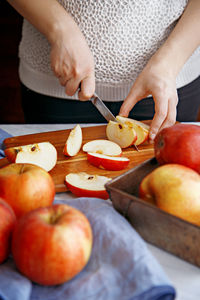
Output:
[139,164,200,226]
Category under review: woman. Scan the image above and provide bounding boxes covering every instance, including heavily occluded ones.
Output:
[7,0,200,140]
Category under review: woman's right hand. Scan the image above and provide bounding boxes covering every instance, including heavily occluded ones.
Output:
[6,0,95,100]
[50,15,95,100]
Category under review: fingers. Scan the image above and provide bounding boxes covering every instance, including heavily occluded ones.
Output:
[65,78,80,96]
[119,85,146,117]
[159,93,178,132]
[149,92,178,141]
[78,75,95,100]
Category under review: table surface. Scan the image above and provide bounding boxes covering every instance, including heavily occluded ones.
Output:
[1,123,200,300]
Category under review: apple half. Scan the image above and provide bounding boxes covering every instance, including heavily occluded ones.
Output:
[82,139,122,156]
[63,124,82,157]
[116,116,149,146]
[4,142,57,172]
[87,152,130,171]
[65,172,111,200]
[106,121,137,148]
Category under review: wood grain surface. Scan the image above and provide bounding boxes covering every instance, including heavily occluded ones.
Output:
[1,124,154,193]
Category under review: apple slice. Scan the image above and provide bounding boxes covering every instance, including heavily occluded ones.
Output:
[4,142,57,172]
[63,124,82,157]
[82,139,122,156]
[106,121,137,148]
[87,152,130,171]
[65,172,111,200]
[116,116,150,146]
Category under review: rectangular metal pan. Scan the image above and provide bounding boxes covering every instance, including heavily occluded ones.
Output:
[105,158,200,267]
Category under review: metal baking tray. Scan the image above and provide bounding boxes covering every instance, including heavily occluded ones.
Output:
[105,157,200,267]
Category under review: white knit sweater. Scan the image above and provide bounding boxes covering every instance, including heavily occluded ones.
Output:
[19,0,200,101]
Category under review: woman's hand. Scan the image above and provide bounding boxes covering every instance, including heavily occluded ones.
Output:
[119,56,178,141]
[120,0,200,141]
[6,0,95,100]
[50,18,95,100]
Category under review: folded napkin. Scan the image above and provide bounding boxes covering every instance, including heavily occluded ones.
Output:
[0,128,12,159]
[0,197,176,300]
[0,128,176,300]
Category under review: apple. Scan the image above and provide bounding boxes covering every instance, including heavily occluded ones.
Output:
[106,116,150,148]
[65,172,111,200]
[87,152,130,171]
[4,141,57,172]
[0,163,55,218]
[154,123,200,173]
[12,203,93,286]
[115,116,150,146]
[63,124,82,157]
[0,198,16,264]
[106,120,137,148]
[82,139,122,156]
[139,164,200,226]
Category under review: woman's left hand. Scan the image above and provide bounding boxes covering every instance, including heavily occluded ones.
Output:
[119,56,178,141]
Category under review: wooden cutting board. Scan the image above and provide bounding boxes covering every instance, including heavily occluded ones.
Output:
[0,124,154,193]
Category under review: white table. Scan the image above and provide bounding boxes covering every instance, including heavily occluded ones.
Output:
[1,123,200,300]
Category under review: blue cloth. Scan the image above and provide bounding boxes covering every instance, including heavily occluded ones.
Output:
[0,129,12,158]
[0,128,176,300]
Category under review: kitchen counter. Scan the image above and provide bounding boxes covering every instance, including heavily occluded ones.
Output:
[1,123,200,300]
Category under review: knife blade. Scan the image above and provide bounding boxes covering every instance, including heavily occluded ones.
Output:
[90,93,117,122]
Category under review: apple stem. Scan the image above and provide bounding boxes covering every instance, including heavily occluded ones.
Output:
[19,164,26,174]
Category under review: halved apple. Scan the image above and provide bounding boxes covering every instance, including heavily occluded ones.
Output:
[106,121,137,148]
[116,116,149,146]
[65,172,111,200]
[4,142,57,172]
[82,139,122,156]
[63,124,82,157]
[87,152,130,171]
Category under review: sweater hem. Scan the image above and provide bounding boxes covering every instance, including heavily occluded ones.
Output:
[19,53,200,102]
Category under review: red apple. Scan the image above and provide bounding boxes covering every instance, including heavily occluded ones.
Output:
[65,172,111,200]
[63,124,82,156]
[87,152,130,171]
[0,163,55,218]
[0,198,16,263]
[106,120,137,148]
[12,203,93,286]
[4,141,57,172]
[82,139,122,156]
[154,123,200,173]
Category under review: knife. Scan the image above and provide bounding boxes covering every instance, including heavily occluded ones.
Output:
[90,92,117,122]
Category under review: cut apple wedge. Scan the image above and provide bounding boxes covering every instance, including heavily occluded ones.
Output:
[82,139,122,156]
[65,172,111,200]
[4,142,57,172]
[106,121,137,148]
[63,124,82,157]
[116,116,150,146]
[87,152,130,171]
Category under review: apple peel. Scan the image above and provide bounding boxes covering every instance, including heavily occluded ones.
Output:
[87,152,130,171]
